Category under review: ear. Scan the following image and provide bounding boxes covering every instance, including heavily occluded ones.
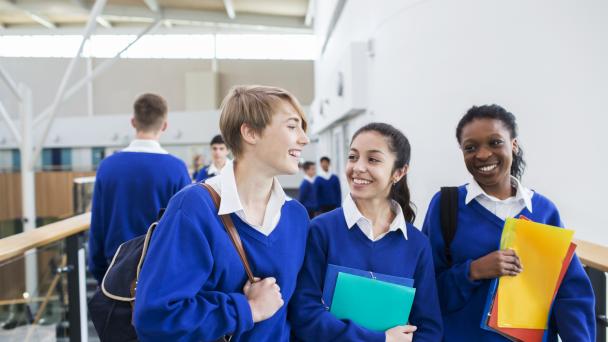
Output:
[240,123,259,147]
[160,121,168,132]
[392,165,409,183]
[512,138,519,154]
[130,117,137,130]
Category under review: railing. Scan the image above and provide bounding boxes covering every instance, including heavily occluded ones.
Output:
[0,213,90,341]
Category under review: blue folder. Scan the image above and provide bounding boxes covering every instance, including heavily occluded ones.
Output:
[322,264,414,308]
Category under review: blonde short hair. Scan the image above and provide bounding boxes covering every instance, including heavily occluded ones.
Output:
[219,85,308,158]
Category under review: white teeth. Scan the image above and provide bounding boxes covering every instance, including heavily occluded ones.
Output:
[353,178,371,185]
[478,164,498,172]
[288,150,301,158]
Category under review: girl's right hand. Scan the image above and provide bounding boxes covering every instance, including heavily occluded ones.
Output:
[243,277,284,323]
[385,325,416,342]
[469,249,523,280]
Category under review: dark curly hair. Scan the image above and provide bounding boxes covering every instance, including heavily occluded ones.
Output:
[456,104,526,180]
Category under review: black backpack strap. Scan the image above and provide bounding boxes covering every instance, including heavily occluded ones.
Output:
[440,187,459,266]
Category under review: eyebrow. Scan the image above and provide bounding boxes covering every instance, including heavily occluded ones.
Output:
[285,116,301,123]
[349,148,386,155]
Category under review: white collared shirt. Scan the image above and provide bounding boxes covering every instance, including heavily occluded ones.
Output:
[465,176,534,221]
[207,160,229,176]
[342,193,408,241]
[317,170,334,180]
[304,175,315,183]
[122,139,168,154]
[205,161,287,236]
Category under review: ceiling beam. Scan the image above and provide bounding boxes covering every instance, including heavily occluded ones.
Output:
[102,5,309,31]
[222,0,235,19]
[0,0,57,29]
[73,0,112,28]
[96,16,112,28]
[143,0,159,13]
[305,0,315,26]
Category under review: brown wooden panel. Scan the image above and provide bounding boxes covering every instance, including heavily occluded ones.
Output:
[0,171,95,221]
[574,239,608,273]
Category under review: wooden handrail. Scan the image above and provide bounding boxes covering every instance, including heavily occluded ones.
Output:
[574,239,608,273]
[0,212,91,264]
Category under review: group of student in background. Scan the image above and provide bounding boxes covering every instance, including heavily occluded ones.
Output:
[298,156,342,218]
[87,86,595,342]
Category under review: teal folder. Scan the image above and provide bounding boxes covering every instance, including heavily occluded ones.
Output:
[330,272,416,331]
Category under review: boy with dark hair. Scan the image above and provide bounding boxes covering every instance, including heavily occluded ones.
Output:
[88,93,190,284]
[314,156,342,213]
[195,134,230,182]
[298,161,318,218]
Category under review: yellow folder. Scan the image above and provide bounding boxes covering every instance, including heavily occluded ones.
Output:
[497,218,573,329]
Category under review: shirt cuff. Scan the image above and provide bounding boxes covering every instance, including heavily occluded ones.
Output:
[458,259,482,290]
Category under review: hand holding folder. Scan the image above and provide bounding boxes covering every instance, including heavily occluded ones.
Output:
[323,264,416,332]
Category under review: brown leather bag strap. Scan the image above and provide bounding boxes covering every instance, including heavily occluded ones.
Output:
[201,183,255,283]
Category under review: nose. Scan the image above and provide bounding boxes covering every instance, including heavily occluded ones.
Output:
[475,146,492,160]
[353,158,366,173]
[298,130,310,146]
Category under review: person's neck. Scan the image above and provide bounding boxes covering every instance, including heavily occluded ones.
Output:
[135,131,160,141]
[481,177,514,200]
[234,157,275,226]
[354,195,395,238]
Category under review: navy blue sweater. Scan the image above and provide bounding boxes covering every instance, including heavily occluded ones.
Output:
[298,179,318,212]
[290,208,443,342]
[133,184,310,342]
[314,175,342,208]
[422,185,595,341]
[88,151,190,283]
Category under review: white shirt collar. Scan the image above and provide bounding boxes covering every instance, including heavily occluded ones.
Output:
[318,170,333,180]
[122,139,168,154]
[303,175,315,183]
[205,161,287,236]
[342,193,408,241]
[465,176,533,213]
[207,160,229,176]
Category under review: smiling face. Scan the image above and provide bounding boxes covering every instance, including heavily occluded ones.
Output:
[252,101,309,175]
[459,118,517,190]
[346,131,404,201]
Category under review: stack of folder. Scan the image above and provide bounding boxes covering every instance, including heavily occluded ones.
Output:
[480,217,576,341]
[322,264,416,331]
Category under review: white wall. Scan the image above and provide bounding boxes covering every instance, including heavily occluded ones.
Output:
[313,0,608,245]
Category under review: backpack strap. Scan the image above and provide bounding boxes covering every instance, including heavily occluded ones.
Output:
[201,183,256,283]
[440,187,459,266]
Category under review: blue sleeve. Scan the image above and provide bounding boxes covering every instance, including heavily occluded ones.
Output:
[408,237,443,341]
[298,182,308,203]
[289,221,385,342]
[334,176,342,205]
[88,177,107,284]
[422,193,482,314]
[546,206,596,341]
[133,202,254,341]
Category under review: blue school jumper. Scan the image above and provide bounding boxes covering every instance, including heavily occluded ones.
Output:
[194,165,213,182]
[422,185,595,341]
[133,184,310,342]
[314,174,342,210]
[290,208,443,342]
[88,152,190,283]
[298,179,318,215]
